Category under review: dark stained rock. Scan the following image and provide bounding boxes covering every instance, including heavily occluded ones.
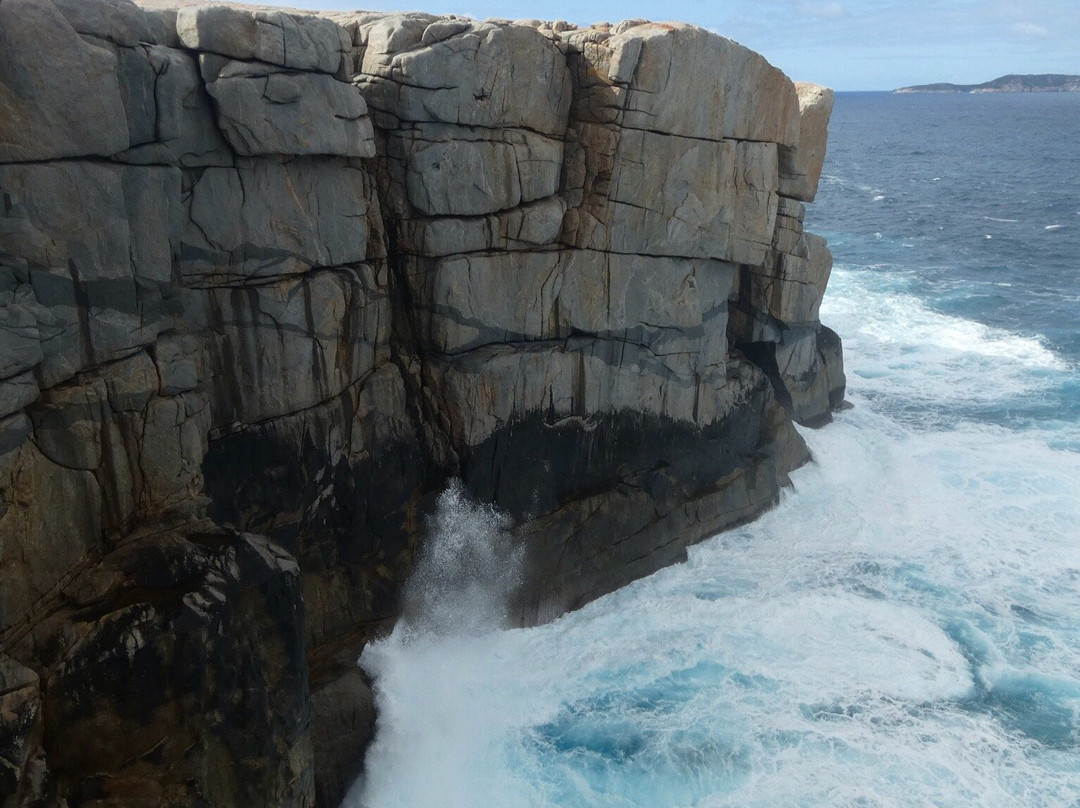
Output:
[16,527,312,808]
[310,668,376,808]
[0,655,50,808]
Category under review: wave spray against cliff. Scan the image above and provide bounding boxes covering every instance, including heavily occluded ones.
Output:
[350,483,527,807]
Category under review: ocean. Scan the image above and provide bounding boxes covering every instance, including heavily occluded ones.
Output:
[349,91,1080,808]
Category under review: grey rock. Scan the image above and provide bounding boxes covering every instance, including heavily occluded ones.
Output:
[13,528,313,808]
[202,266,389,428]
[748,322,845,428]
[357,16,571,135]
[428,337,734,450]
[565,22,799,144]
[52,0,153,47]
[571,130,779,265]
[102,349,158,411]
[28,378,110,472]
[137,44,234,165]
[0,437,102,635]
[421,19,471,45]
[0,162,179,389]
[741,215,834,326]
[0,0,129,161]
[774,327,830,421]
[403,196,566,256]
[176,4,346,74]
[0,372,38,420]
[0,655,47,808]
[115,42,159,148]
[819,324,847,410]
[413,250,732,366]
[179,157,377,284]
[136,3,183,48]
[152,334,201,396]
[403,127,562,216]
[0,11,845,808]
[779,83,835,202]
[512,370,806,623]
[203,58,375,157]
[200,359,424,651]
[0,284,45,379]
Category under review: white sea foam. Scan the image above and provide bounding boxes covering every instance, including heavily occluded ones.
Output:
[1045,224,1064,230]
[820,266,1068,413]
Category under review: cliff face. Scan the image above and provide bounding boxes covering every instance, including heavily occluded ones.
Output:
[0,2,844,806]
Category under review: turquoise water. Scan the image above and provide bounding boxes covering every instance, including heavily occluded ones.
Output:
[351,92,1080,808]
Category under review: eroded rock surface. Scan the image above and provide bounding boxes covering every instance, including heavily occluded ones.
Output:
[0,3,844,807]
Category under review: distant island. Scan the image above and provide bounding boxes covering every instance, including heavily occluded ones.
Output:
[895,74,1080,93]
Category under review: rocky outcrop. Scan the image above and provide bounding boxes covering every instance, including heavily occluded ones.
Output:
[0,3,844,807]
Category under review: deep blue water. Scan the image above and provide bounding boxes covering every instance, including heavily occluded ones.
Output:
[351,92,1080,808]
[809,91,1080,435]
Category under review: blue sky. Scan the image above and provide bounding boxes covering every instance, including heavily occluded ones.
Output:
[257,0,1078,90]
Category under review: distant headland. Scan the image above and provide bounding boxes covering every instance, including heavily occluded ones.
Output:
[895,74,1080,93]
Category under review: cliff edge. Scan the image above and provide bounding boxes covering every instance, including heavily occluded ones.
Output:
[0,2,844,806]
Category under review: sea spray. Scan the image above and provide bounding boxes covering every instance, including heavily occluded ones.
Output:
[397,480,522,638]
[349,482,530,808]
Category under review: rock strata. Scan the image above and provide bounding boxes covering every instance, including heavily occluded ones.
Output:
[0,3,844,807]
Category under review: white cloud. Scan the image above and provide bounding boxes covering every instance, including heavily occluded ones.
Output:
[1011,21,1050,37]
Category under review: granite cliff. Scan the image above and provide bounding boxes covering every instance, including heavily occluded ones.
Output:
[0,2,844,806]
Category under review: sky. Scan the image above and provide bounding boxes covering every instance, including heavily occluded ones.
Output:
[251,0,1079,91]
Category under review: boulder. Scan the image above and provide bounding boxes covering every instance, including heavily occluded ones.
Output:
[739,201,834,326]
[51,0,153,47]
[125,45,233,166]
[569,130,779,264]
[565,23,800,145]
[412,250,733,365]
[27,529,313,808]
